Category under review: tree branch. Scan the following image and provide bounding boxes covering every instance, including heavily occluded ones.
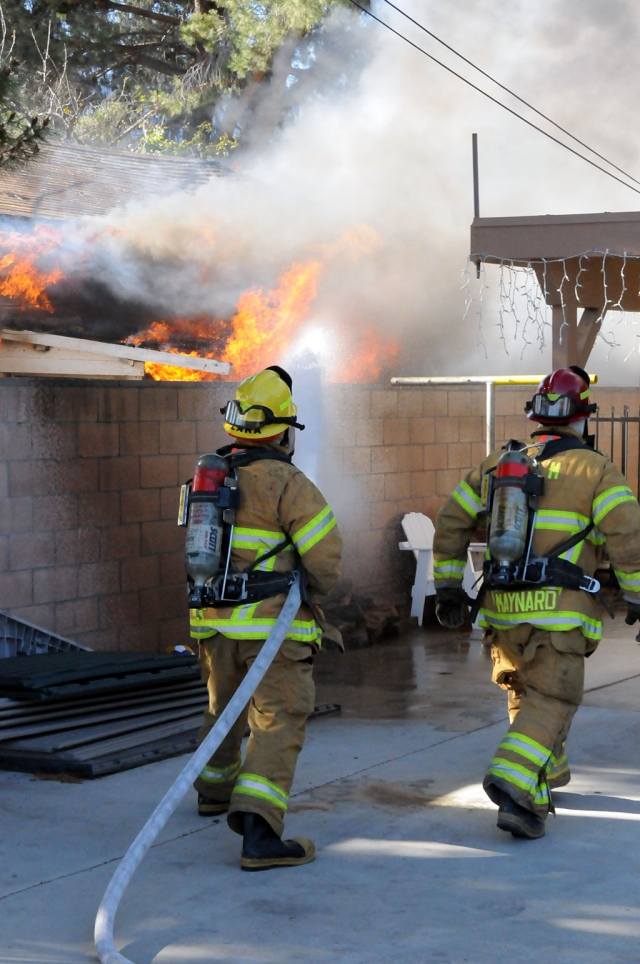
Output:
[93,0,181,26]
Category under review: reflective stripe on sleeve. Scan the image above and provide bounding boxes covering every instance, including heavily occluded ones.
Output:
[592,486,637,526]
[234,773,289,811]
[434,559,466,580]
[535,509,591,532]
[614,570,640,593]
[451,480,482,519]
[231,528,293,551]
[292,505,337,556]
[199,759,242,785]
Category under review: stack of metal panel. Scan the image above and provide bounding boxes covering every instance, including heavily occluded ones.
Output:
[0,610,89,658]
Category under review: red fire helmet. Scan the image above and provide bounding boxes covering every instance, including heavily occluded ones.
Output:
[525,366,597,424]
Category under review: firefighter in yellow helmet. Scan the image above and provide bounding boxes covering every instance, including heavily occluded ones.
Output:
[433,366,640,839]
[191,366,343,870]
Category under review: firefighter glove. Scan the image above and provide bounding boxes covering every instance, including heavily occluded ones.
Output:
[435,587,468,630]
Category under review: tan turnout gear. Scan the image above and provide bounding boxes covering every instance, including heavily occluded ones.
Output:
[190,439,342,835]
[434,422,640,817]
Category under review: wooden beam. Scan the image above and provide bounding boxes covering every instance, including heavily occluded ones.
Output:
[551,305,577,368]
[0,340,145,378]
[0,329,231,376]
[576,307,605,369]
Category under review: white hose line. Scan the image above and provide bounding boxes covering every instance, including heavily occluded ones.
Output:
[94,577,302,964]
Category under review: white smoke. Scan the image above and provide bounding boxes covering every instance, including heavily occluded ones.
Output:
[45,1,640,383]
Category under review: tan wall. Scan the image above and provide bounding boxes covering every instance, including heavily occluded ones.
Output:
[0,378,637,651]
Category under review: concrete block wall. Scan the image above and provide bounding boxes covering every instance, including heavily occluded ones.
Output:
[0,377,638,651]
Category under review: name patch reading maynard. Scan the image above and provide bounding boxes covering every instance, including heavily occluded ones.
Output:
[493,589,558,614]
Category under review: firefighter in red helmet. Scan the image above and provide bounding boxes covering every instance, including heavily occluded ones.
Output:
[433,366,640,839]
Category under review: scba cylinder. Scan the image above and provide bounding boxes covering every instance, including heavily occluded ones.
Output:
[184,453,229,600]
[489,449,533,567]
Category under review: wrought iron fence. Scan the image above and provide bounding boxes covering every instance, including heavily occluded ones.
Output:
[594,405,640,496]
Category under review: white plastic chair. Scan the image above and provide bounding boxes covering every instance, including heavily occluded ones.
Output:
[399,512,435,626]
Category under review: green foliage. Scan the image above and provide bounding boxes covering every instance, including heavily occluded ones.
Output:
[0,61,49,168]
[4,0,359,158]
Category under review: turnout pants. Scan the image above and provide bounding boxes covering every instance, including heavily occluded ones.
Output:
[483,625,587,818]
[193,634,315,837]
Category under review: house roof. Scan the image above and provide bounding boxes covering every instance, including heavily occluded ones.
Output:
[0,142,230,220]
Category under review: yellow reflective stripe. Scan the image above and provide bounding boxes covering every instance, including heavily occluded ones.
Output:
[451,480,482,519]
[535,510,590,532]
[479,608,602,641]
[500,733,550,766]
[486,760,550,803]
[615,569,640,592]
[200,759,242,784]
[434,559,466,579]
[593,486,636,525]
[292,505,337,555]
[231,527,293,550]
[235,773,288,810]
[189,609,320,642]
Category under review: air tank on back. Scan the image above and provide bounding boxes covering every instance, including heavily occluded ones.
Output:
[489,448,533,570]
[184,453,229,606]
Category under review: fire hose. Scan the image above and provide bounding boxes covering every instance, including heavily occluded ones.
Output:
[94,575,302,964]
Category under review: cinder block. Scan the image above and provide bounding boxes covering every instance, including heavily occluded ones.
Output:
[141,519,184,555]
[160,551,185,587]
[423,494,445,521]
[496,390,517,416]
[355,419,383,447]
[6,384,55,423]
[422,391,448,416]
[160,421,197,455]
[158,616,192,652]
[196,421,220,453]
[99,591,140,630]
[370,390,397,418]
[32,495,78,531]
[78,561,120,597]
[435,418,459,443]
[436,468,461,496]
[9,603,55,629]
[74,629,115,651]
[396,445,424,472]
[383,418,410,446]
[369,500,400,530]
[0,535,7,572]
[0,423,31,460]
[178,388,213,421]
[8,460,57,497]
[119,622,160,653]
[409,418,435,445]
[140,584,186,622]
[55,597,99,636]
[0,497,33,533]
[0,570,33,608]
[56,459,99,494]
[98,386,139,423]
[160,487,181,521]
[503,415,529,440]
[121,555,160,591]
[140,455,178,489]
[56,528,100,566]
[54,386,99,422]
[78,492,120,527]
[31,423,77,460]
[121,488,160,524]
[34,565,78,604]
[100,456,141,492]
[385,472,410,501]
[358,474,385,502]
[140,387,177,422]
[0,462,7,498]
[335,500,370,533]
[342,447,371,475]
[458,417,484,442]
[371,446,398,475]
[100,524,141,561]
[78,423,119,458]
[471,442,487,464]
[179,454,198,480]
[9,531,55,570]
[120,423,160,456]
[410,471,436,497]
[448,442,471,469]
[397,391,423,417]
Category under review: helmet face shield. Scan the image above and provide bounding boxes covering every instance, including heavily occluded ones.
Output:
[528,393,580,420]
[222,400,272,433]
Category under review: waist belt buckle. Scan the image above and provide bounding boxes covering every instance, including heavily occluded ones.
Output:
[580,575,601,594]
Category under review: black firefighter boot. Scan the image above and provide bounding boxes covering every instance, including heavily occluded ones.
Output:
[495,788,546,839]
[240,812,316,872]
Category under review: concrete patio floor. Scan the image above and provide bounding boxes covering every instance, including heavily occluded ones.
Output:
[1,618,640,964]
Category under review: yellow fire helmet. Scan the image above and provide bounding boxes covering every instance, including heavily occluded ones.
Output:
[221,366,305,440]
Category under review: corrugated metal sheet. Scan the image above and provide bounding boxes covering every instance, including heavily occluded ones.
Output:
[0,143,230,220]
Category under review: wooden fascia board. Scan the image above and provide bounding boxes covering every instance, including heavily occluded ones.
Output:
[0,329,231,376]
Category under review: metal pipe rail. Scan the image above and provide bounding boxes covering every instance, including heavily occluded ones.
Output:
[390,375,598,455]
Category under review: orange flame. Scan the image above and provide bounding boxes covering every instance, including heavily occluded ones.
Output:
[0,225,64,312]
[336,329,400,383]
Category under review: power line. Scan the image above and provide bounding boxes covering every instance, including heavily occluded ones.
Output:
[348,0,640,198]
[380,0,640,189]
